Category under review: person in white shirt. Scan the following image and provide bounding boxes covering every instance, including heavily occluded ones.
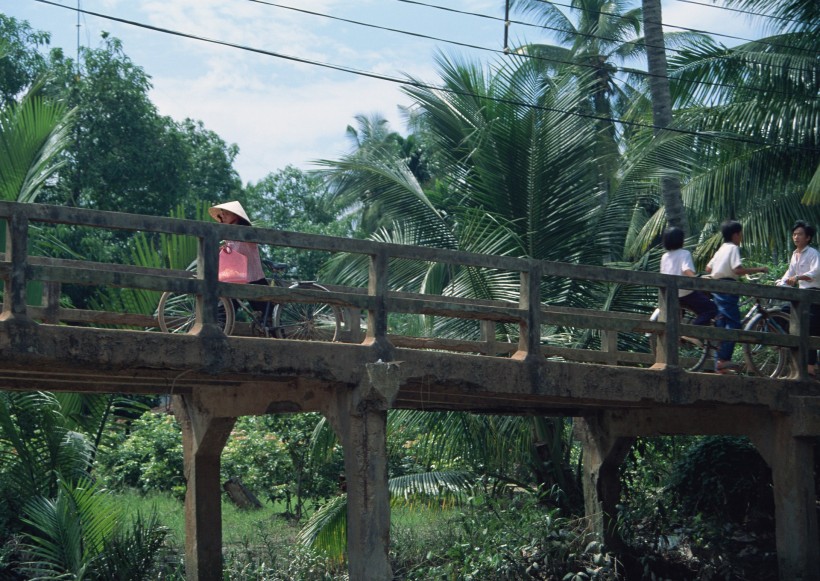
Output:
[660,227,716,325]
[776,220,820,378]
[706,221,769,374]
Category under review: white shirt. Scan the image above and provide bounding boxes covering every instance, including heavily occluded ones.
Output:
[707,242,742,281]
[660,248,695,296]
[777,245,820,289]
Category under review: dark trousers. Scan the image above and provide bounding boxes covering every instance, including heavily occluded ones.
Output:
[248,277,271,318]
[680,291,717,326]
[712,292,741,362]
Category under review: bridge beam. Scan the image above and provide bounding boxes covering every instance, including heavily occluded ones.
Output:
[173,394,236,581]
[749,416,819,581]
[574,415,635,551]
[324,362,401,581]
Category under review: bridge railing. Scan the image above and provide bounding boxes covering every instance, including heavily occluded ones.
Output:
[2,201,818,376]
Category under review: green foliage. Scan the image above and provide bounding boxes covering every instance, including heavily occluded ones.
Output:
[0,392,94,536]
[18,477,119,579]
[666,436,773,524]
[39,35,239,216]
[92,509,171,581]
[0,79,73,202]
[0,14,50,104]
[398,494,620,581]
[222,539,347,581]
[222,414,345,514]
[97,412,344,511]
[18,478,171,580]
[96,412,185,499]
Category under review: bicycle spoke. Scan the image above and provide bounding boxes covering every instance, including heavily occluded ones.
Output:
[157,292,235,335]
[273,283,341,341]
[743,312,790,378]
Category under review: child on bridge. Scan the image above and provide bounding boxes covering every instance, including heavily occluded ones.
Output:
[660,226,716,325]
[706,220,769,374]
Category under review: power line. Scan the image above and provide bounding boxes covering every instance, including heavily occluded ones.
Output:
[396,0,816,74]
[673,0,807,26]
[239,0,805,99]
[30,0,819,154]
[525,0,816,54]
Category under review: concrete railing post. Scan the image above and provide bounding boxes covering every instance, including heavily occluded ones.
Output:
[654,279,680,368]
[787,298,810,381]
[1,211,31,322]
[365,249,393,359]
[195,232,222,334]
[514,262,543,360]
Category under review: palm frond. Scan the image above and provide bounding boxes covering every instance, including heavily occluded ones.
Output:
[0,80,74,203]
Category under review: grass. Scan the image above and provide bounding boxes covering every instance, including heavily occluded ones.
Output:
[117,489,301,549]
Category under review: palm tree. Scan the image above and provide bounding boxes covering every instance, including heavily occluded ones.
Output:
[509,0,638,206]
[622,0,820,259]
[312,53,630,546]
[641,0,687,231]
[0,78,73,203]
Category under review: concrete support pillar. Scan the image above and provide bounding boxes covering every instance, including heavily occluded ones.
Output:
[173,394,236,581]
[574,415,635,550]
[749,416,819,581]
[324,362,401,581]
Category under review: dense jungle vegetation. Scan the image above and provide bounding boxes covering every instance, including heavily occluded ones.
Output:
[1,0,818,578]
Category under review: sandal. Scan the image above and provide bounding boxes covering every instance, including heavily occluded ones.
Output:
[716,361,741,375]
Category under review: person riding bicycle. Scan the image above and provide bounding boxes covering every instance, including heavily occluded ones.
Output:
[660,227,717,325]
[775,220,820,378]
[706,220,769,374]
[209,201,268,314]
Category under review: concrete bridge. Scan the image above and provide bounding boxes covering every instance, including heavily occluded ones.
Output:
[1,201,819,580]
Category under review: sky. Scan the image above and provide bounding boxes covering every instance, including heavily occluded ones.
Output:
[3,0,769,185]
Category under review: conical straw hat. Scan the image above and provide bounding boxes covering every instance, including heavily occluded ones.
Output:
[208,201,252,225]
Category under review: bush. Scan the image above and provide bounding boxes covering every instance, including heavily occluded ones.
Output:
[97,412,186,498]
[666,436,773,524]
[96,412,345,513]
[395,493,621,580]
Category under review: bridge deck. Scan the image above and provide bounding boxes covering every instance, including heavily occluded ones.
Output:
[2,201,820,423]
[2,315,819,427]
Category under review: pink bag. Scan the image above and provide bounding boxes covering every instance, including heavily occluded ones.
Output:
[218,245,250,283]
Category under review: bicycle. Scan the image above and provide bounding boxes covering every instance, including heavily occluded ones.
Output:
[650,293,792,377]
[156,259,343,341]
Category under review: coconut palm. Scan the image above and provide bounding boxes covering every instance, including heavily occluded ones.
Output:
[0,78,72,203]
[622,0,820,260]
[509,0,703,208]
[309,54,641,555]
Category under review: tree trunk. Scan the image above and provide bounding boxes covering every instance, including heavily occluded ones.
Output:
[642,0,688,232]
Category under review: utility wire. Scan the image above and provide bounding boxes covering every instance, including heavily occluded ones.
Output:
[396,0,817,71]
[525,0,816,54]
[241,0,806,98]
[673,0,807,26]
[30,0,819,153]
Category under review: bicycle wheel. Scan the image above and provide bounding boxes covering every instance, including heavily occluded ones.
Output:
[273,282,341,341]
[157,291,235,335]
[648,330,709,371]
[742,311,790,378]
[676,310,710,371]
[679,336,710,371]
